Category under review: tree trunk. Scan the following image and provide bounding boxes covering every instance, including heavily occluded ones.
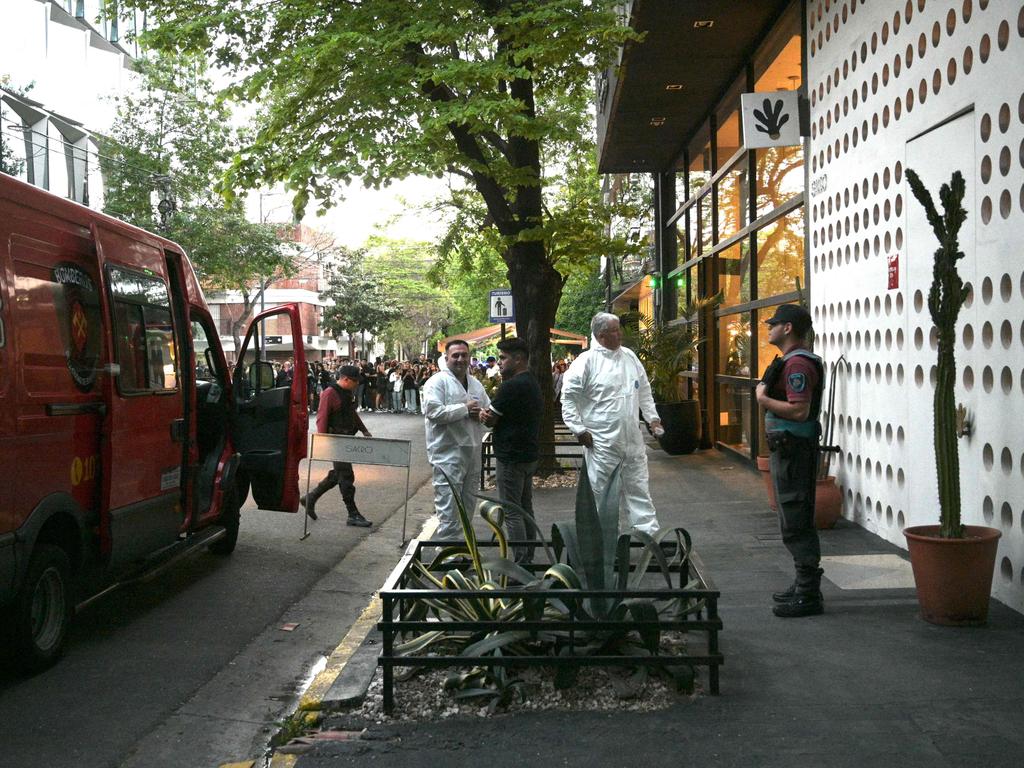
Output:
[508,240,563,475]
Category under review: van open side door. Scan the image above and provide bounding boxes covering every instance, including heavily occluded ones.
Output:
[231,305,307,512]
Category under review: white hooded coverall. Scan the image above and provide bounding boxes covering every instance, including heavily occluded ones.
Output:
[421,364,491,541]
[560,336,660,534]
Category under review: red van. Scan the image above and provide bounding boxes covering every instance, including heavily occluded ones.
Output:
[0,173,309,669]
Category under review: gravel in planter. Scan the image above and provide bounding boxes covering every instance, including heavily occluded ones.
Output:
[360,631,700,723]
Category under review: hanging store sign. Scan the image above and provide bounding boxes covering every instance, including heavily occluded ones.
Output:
[740,91,802,149]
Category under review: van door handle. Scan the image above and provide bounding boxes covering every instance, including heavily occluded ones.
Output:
[170,418,187,443]
[46,402,107,417]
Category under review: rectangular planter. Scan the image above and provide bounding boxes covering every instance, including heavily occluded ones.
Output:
[376,538,724,712]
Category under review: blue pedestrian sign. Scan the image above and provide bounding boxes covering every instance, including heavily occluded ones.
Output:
[489,289,514,323]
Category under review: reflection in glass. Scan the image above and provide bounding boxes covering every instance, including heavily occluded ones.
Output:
[688,142,711,200]
[718,312,752,377]
[673,267,696,319]
[717,380,752,453]
[756,311,781,379]
[756,207,805,299]
[717,160,749,241]
[756,144,804,216]
[716,109,741,169]
[717,242,751,308]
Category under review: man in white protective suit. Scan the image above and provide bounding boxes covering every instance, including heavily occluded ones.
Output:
[561,312,664,534]
[421,339,491,541]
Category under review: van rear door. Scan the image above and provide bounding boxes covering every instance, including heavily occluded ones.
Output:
[232,305,307,512]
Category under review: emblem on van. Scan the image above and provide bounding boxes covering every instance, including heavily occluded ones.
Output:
[53,262,102,392]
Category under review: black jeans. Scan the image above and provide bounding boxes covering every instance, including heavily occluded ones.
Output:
[768,432,821,590]
[317,461,356,512]
[495,459,538,562]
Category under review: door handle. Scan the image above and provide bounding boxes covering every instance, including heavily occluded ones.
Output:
[46,402,107,417]
[170,418,187,443]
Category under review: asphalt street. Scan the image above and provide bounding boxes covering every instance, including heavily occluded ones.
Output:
[0,412,431,768]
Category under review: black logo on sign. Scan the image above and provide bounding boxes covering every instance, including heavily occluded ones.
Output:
[53,262,102,392]
[753,98,790,140]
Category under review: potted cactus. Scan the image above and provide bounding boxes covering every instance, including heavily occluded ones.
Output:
[902,169,1001,626]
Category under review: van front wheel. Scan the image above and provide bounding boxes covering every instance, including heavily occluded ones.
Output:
[9,544,72,672]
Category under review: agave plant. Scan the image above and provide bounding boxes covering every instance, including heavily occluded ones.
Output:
[393,461,704,707]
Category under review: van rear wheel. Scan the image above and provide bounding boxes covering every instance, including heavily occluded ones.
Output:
[9,544,72,672]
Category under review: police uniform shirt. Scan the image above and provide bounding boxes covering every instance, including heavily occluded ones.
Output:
[765,348,820,438]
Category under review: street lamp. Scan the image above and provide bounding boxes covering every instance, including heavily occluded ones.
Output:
[153,174,176,230]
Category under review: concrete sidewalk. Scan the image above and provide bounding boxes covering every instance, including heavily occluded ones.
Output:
[296,445,1024,768]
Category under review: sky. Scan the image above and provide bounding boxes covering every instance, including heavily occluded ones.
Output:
[245,174,449,249]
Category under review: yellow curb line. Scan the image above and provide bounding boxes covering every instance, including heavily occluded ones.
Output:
[298,594,382,712]
[297,516,439,712]
[219,516,438,767]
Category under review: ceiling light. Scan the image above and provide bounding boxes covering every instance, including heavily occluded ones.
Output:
[649,117,666,127]
[693,20,714,29]
[665,84,684,91]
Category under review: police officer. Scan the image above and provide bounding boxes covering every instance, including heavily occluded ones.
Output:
[301,364,373,526]
[755,304,825,618]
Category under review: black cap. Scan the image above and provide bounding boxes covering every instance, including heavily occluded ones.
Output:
[765,304,812,332]
[337,364,361,380]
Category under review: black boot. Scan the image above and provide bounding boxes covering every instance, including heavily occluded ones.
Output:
[347,508,372,528]
[301,478,334,521]
[773,567,824,617]
[773,592,824,617]
[772,581,797,603]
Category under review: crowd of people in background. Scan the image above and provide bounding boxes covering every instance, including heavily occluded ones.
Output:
[267,352,577,418]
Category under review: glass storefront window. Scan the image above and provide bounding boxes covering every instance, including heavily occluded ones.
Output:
[757,310,780,378]
[693,195,713,257]
[716,242,751,308]
[756,206,805,299]
[688,130,712,199]
[673,266,695,317]
[756,145,804,216]
[716,110,741,170]
[718,312,752,378]
[717,379,752,453]
[674,217,686,260]
[674,160,688,208]
[717,159,749,241]
[754,4,801,92]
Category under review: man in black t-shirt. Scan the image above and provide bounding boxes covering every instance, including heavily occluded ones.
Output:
[481,338,543,563]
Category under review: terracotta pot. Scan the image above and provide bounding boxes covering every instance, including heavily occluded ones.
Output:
[756,456,777,511]
[814,476,842,529]
[903,525,1002,626]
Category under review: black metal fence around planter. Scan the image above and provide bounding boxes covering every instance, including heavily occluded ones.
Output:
[376,538,724,713]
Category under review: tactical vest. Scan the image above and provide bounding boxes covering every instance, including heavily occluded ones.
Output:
[326,381,359,436]
[764,348,825,437]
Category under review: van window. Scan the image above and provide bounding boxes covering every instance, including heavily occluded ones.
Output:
[190,318,221,384]
[108,267,178,393]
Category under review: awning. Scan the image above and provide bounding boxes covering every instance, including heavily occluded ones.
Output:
[597,0,792,173]
[436,325,588,353]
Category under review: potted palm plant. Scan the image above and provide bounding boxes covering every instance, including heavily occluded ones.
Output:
[902,169,1001,626]
[623,296,718,455]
